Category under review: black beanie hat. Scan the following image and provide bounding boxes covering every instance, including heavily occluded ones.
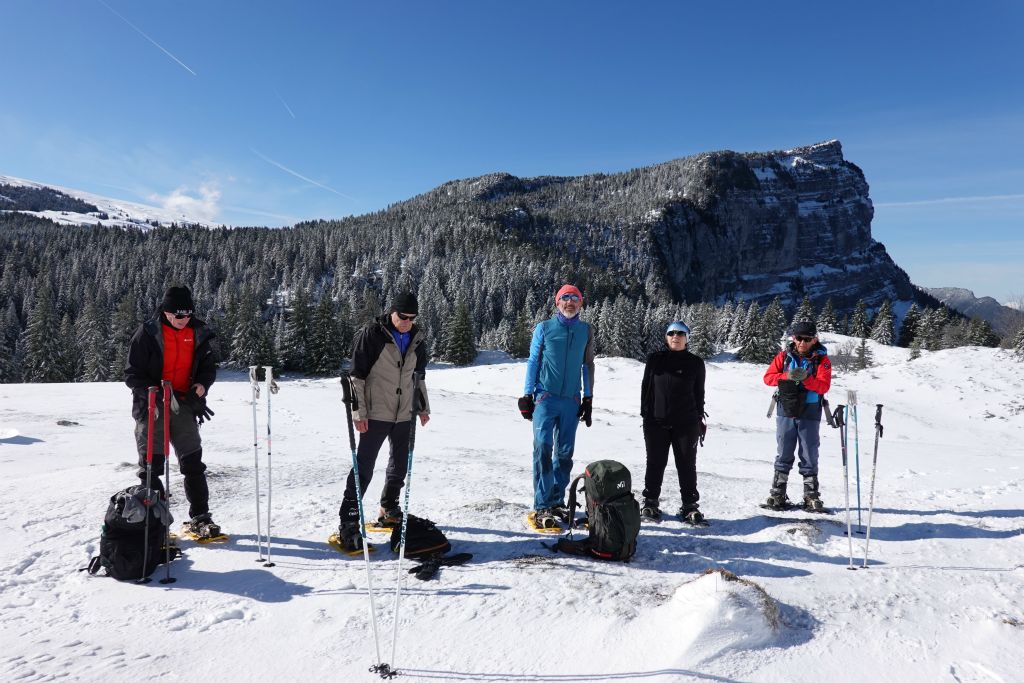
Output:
[390,291,418,315]
[161,286,195,315]
[790,320,817,337]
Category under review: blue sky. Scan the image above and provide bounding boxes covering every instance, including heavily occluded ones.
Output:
[2,1,1022,303]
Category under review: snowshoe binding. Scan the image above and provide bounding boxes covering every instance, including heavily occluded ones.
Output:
[681,507,709,527]
[641,502,662,522]
[551,504,572,524]
[367,506,403,532]
[526,509,562,534]
[328,521,372,556]
[181,514,228,543]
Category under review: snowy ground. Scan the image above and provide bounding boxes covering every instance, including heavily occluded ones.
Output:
[1,335,1022,682]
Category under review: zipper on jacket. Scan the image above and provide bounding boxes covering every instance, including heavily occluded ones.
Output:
[561,325,573,397]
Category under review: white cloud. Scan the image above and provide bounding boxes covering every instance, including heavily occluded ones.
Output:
[150,182,221,222]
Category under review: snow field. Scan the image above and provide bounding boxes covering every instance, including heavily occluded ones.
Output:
[1,337,1022,681]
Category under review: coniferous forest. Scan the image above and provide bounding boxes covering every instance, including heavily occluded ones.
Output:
[0,203,1006,385]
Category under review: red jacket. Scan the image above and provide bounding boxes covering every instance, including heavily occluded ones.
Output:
[161,323,196,393]
[763,343,832,398]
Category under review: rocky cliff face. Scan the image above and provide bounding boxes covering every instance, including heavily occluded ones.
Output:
[419,140,917,310]
[643,140,915,308]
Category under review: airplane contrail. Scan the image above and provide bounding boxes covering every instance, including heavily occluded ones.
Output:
[224,204,300,224]
[98,0,197,76]
[251,148,355,201]
[876,193,1024,208]
[274,90,297,119]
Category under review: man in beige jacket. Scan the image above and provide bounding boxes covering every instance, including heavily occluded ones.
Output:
[337,291,430,551]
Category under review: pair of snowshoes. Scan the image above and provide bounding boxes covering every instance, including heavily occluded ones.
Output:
[641,501,708,527]
[763,472,829,513]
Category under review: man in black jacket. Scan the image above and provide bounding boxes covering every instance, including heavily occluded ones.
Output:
[124,285,221,539]
[337,291,431,551]
[639,321,706,524]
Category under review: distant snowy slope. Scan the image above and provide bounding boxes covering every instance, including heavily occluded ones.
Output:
[0,338,1022,681]
[0,174,223,229]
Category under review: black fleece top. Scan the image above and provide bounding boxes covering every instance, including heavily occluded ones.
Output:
[640,349,705,427]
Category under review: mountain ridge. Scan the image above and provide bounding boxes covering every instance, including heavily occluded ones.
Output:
[922,287,1024,337]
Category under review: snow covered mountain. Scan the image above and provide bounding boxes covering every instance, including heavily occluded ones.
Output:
[0,174,223,229]
[1,337,1022,681]
[923,286,1024,337]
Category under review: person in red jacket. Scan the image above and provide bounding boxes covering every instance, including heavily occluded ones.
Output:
[762,320,832,511]
[125,285,220,538]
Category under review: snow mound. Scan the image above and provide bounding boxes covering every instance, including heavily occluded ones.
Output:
[618,569,780,668]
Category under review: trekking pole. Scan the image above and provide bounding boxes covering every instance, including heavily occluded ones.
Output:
[833,405,856,570]
[263,367,278,568]
[766,391,777,418]
[341,371,385,673]
[388,372,422,678]
[138,387,158,584]
[249,366,265,563]
[848,390,863,533]
[159,382,177,585]
[862,405,885,568]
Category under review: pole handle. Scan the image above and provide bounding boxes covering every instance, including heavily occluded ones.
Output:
[875,404,884,437]
[832,404,845,428]
[340,371,359,451]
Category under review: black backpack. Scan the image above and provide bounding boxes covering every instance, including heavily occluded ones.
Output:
[557,460,641,561]
[390,514,451,558]
[87,486,174,581]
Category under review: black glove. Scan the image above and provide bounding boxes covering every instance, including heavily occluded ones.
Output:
[518,395,534,421]
[699,418,707,447]
[787,367,809,382]
[578,396,593,427]
[182,389,215,425]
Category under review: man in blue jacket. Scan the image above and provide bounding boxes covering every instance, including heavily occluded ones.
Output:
[518,284,596,529]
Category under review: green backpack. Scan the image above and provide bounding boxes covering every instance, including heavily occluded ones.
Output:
[559,460,640,561]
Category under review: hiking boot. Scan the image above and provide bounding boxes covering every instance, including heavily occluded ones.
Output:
[338,521,363,551]
[641,501,662,521]
[377,506,403,526]
[803,475,825,511]
[534,508,558,529]
[766,470,790,508]
[185,513,221,539]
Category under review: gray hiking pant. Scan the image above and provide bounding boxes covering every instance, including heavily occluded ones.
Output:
[134,400,208,518]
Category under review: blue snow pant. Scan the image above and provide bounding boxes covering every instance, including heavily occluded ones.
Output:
[531,393,580,510]
[774,402,823,477]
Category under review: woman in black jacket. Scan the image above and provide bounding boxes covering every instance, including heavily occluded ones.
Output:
[640,321,706,524]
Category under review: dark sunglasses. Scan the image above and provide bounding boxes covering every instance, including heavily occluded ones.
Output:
[666,330,687,337]
[559,294,581,302]
[396,312,417,321]
[171,311,193,320]
[794,335,815,343]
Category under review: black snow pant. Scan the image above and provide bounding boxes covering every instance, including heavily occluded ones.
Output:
[134,400,209,519]
[339,419,412,522]
[641,419,701,511]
